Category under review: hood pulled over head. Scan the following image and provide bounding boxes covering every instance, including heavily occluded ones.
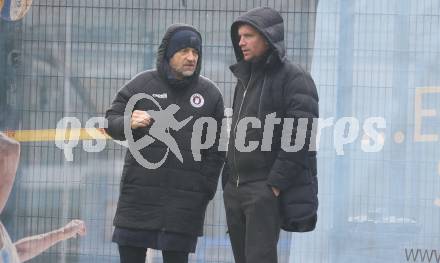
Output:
[230,7,285,63]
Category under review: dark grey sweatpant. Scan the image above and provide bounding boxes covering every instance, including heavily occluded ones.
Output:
[223,180,281,263]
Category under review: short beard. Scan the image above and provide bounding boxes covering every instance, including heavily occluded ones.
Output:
[180,70,195,77]
[169,64,196,79]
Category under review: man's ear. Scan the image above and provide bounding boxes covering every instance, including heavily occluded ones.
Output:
[263,39,271,52]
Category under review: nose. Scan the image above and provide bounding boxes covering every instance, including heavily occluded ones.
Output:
[239,36,246,47]
[187,52,196,62]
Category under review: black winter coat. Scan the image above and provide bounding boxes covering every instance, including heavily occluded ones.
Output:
[105,24,225,236]
[223,7,319,232]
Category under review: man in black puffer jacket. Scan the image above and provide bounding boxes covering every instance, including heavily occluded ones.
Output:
[105,24,225,263]
[222,7,319,263]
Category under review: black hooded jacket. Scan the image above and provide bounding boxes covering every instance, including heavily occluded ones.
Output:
[105,24,225,236]
[223,7,319,232]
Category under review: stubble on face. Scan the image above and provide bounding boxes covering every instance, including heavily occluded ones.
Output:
[169,48,199,79]
[237,24,269,62]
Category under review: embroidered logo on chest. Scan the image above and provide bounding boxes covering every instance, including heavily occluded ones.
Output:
[190,93,204,108]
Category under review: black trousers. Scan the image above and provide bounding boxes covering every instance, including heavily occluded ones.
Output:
[223,180,281,263]
[118,245,189,263]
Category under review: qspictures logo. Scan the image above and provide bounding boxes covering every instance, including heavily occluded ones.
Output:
[45,93,388,167]
[405,248,440,263]
[5,87,440,174]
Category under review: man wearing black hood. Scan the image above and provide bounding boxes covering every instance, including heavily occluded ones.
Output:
[105,24,225,263]
[222,7,319,263]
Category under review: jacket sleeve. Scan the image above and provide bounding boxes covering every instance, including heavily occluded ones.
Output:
[200,93,226,199]
[105,75,145,140]
[266,71,319,191]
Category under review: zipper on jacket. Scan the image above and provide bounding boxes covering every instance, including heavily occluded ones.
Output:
[233,72,253,187]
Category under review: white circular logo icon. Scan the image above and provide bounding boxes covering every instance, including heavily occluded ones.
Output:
[190,93,204,108]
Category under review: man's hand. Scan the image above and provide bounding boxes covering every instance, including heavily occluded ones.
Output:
[131,110,153,129]
[271,186,280,197]
[60,220,86,240]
